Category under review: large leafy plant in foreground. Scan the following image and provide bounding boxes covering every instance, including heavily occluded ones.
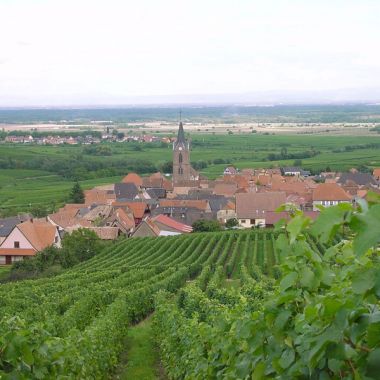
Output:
[265,198,380,378]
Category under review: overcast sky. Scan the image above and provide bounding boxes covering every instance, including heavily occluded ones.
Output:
[1,0,380,106]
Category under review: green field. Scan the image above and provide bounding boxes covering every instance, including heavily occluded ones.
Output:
[1,133,380,213]
[0,230,281,377]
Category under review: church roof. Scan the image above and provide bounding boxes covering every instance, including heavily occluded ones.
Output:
[176,122,186,146]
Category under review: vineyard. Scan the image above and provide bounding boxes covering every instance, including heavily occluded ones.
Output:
[0,201,380,379]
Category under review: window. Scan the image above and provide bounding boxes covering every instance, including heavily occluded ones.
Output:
[14,241,20,248]
[179,152,183,163]
[250,219,255,224]
[178,167,183,175]
[54,236,59,244]
[241,220,246,223]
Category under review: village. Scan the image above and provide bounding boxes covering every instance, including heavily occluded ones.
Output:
[0,121,379,265]
[1,129,172,145]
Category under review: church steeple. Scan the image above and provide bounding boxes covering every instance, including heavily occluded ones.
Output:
[176,121,186,146]
[173,119,191,185]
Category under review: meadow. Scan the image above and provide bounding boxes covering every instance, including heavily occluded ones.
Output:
[0,133,380,214]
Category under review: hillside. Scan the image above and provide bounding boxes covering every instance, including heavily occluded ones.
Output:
[0,201,379,378]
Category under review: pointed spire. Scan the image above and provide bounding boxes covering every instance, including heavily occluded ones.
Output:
[177,121,186,145]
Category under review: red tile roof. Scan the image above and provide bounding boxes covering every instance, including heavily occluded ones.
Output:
[151,214,193,233]
[122,173,143,187]
[0,248,36,256]
[17,220,58,251]
[236,192,286,219]
[312,183,351,201]
[89,227,119,240]
[159,199,209,211]
[114,208,135,230]
[374,168,380,178]
[112,201,147,219]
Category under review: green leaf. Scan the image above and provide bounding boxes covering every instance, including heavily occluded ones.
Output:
[300,267,316,289]
[279,348,295,369]
[352,204,380,256]
[366,348,380,379]
[311,203,352,243]
[352,268,376,295]
[280,272,298,292]
[274,310,292,330]
[287,215,310,244]
[252,362,265,380]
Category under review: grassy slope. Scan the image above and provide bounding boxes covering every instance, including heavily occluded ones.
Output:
[113,317,165,380]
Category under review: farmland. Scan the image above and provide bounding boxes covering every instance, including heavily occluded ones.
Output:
[1,133,380,214]
[0,201,379,378]
[0,230,280,377]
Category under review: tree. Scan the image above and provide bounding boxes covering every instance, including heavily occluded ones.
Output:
[225,218,239,228]
[192,219,222,232]
[69,182,85,203]
[160,161,173,174]
[61,228,103,267]
[293,159,302,167]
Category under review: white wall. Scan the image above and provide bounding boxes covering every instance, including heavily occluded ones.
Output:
[0,227,34,249]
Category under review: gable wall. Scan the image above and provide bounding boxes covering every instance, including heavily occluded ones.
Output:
[0,227,34,249]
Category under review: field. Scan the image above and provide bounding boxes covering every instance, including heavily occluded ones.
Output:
[1,133,380,213]
[0,169,122,211]
[0,230,283,378]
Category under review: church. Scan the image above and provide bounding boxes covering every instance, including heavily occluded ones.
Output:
[172,121,199,186]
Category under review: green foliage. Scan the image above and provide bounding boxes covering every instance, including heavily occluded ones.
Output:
[83,144,112,156]
[69,181,84,203]
[154,203,380,379]
[61,228,103,267]
[225,217,239,228]
[192,219,222,232]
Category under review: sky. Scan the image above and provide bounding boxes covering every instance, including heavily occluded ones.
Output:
[1,0,380,106]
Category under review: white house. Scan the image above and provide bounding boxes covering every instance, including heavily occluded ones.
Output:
[312,183,352,211]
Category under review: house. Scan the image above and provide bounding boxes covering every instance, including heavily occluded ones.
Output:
[159,199,211,213]
[281,167,310,177]
[131,219,161,237]
[0,220,61,265]
[373,168,380,181]
[264,211,320,227]
[216,201,237,224]
[224,166,239,175]
[48,210,92,231]
[122,172,143,187]
[84,188,115,205]
[88,227,119,240]
[115,183,140,200]
[151,214,193,235]
[235,192,286,228]
[106,208,135,235]
[111,201,148,224]
[0,215,30,245]
[337,172,378,187]
[312,183,351,211]
[151,206,213,226]
[213,183,238,197]
[142,172,173,192]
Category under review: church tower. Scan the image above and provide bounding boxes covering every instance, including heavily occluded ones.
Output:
[173,121,191,185]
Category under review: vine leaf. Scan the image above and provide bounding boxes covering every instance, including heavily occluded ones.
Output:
[351,204,380,256]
